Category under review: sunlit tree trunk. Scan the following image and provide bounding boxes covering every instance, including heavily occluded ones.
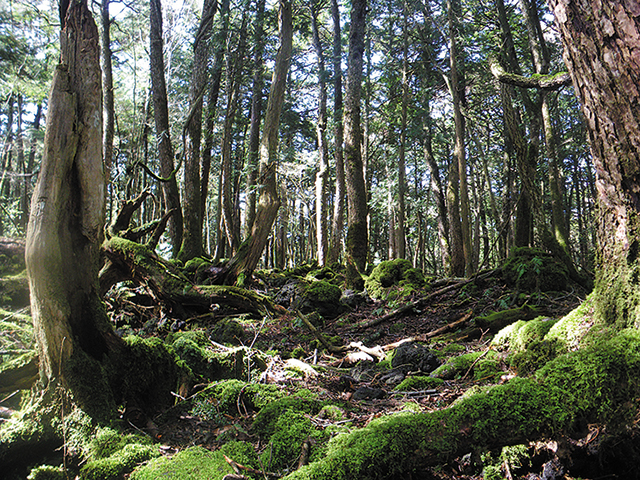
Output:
[220,0,292,285]
[548,0,640,325]
[26,0,122,396]
[310,2,329,266]
[150,0,183,256]
[179,0,217,262]
[327,0,345,265]
[344,0,368,279]
[244,0,267,236]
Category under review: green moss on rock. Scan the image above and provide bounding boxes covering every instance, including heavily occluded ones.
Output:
[365,260,425,300]
[431,351,501,381]
[502,247,569,292]
[394,376,443,391]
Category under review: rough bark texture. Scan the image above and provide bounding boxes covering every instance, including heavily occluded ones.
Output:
[101,0,114,174]
[327,0,345,265]
[150,0,183,256]
[179,0,217,262]
[25,0,120,383]
[344,0,368,275]
[221,0,292,284]
[548,0,640,325]
[311,3,329,266]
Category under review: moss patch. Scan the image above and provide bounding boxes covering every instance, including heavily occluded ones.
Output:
[130,446,233,480]
[365,259,426,300]
[502,247,568,292]
[431,350,501,381]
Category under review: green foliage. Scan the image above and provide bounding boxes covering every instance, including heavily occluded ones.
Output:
[80,443,160,480]
[502,248,569,292]
[306,281,342,304]
[190,380,285,418]
[252,397,322,438]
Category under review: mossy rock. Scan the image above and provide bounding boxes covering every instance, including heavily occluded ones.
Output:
[130,446,233,480]
[365,259,426,300]
[168,334,266,382]
[27,465,65,480]
[293,280,345,319]
[208,319,247,345]
[431,350,501,381]
[80,442,160,480]
[190,380,285,418]
[502,247,569,292]
[394,376,444,391]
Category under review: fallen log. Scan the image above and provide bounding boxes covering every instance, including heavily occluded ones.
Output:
[352,270,496,331]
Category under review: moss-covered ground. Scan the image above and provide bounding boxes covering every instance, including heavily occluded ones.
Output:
[6,252,632,480]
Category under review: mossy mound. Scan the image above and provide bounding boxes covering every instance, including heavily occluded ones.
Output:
[189,379,286,417]
[167,332,267,382]
[284,329,640,480]
[365,259,426,300]
[130,446,234,480]
[492,317,559,352]
[394,376,444,391]
[431,350,502,381]
[78,428,160,480]
[502,247,569,292]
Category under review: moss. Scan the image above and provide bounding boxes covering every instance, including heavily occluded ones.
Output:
[475,304,540,333]
[80,443,160,480]
[106,336,191,414]
[365,259,417,300]
[27,465,65,480]
[209,319,247,345]
[0,270,30,307]
[443,343,466,354]
[431,351,500,380]
[190,380,285,418]
[219,441,259,468]
[253,397,323,439]
[130,446,233,480]
[545,295,595,349]
[502,247,568,292]
[306,280,342,304]
[394,376,444,391]
[492,317,559,352]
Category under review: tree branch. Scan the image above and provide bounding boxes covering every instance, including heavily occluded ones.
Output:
[489,55,571,90]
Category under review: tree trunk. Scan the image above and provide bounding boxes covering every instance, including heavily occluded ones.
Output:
[219,0,293,285]
[327,0,345,265]
[150,0,183,257]
[201,0,231,242]
[548,0,640,325]
[101,0,115,174]
[310,2,329,266]
[25,0,121,391]
[344,0,368,278]
[244,0,267,236]
[179,0,217,262]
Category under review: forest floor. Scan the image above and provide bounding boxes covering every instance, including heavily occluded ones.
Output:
[116,265,586,480]
[0,242,593,479]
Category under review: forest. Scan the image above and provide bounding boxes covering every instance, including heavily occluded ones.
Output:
[0,0,639,479]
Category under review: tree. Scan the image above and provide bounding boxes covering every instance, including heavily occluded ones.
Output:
[548,0,640,325]
[150,0,183,256]
[217,0,293,285]
[310,0,330,266]
[344,0,368,281]
[179,0,217,262]
[25,0,121,403]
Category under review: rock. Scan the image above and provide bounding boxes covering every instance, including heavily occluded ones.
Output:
[352,386,386,401]
[541,458,565,480]
[391,342,441,374]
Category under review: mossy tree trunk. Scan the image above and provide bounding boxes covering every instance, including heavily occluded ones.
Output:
[25,0,122,392]
[547,0,640,326]
[344,0,368,279]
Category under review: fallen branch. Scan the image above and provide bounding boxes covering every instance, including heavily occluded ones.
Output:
[380,311,474,351]
[352,271,495,330]
[297,311,346,355]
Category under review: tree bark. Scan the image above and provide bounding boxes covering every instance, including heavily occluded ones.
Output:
[150,0,183,257]
[101,0,115,174]
[327,0,345,265]
[310,1,329,266]
[244,0,267,236]
[25,0,121,385]
[344,0,368,277]
[548,0,640,324]
[219,0,293,285]
[179,0,217,262]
